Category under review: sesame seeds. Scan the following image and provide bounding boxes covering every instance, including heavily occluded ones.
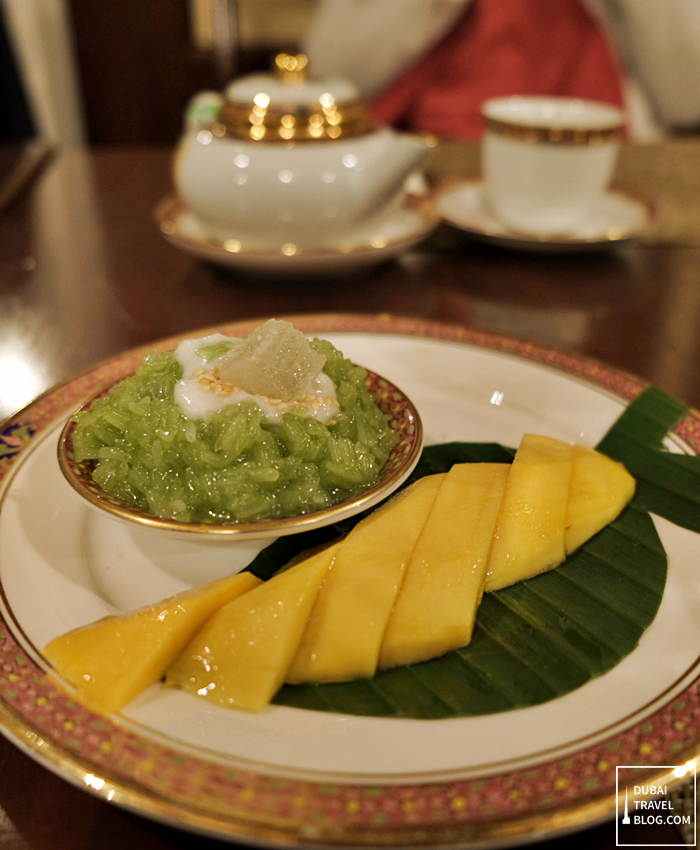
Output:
[192,367,339,418]
[194,367,234,397]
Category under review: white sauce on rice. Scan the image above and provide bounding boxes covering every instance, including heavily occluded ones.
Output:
[173,333,339,424]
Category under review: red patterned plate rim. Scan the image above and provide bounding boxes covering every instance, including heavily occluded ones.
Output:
[57,366,422,540]
[0,313,699,848]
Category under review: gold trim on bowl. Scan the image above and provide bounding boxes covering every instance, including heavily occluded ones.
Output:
[57,367,423,540]
[485,115,623,146]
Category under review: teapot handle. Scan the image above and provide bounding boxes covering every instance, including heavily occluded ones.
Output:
[184,92,224,130]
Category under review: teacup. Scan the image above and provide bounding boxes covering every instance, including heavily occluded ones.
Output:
[481,96,623,236]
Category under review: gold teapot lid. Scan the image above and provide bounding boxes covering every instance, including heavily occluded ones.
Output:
[216,53,372,142]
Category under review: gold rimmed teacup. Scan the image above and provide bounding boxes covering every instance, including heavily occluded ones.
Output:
[481,96,624,236]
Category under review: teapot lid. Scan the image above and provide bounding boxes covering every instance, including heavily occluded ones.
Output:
[217,54,372,142]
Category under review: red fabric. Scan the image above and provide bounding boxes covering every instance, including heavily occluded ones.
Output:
[371,0,626,140]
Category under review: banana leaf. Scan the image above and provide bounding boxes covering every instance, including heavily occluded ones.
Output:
[244,387,693,719]
[596,385,700,533]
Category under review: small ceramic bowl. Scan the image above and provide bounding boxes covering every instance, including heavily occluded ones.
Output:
[57,369,423,541]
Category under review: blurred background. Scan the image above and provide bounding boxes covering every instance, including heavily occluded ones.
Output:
[0,0,315,148]
[3,0,700,152]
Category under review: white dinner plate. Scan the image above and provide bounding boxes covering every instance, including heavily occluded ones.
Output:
[0,314,698,847]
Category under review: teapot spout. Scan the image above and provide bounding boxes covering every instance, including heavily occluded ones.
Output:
[396,133,438,175]
[367,131,438,206]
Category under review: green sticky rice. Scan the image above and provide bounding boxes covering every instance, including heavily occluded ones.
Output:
[70,339,399,523]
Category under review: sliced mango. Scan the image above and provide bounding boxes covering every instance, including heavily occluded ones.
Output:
[45,435,639,717]
[379,463,509,669]
[565,444,635,554]
[484,434,574,592]
[43,571,261,713]
[165,543,337,712]
[286,474,445,685]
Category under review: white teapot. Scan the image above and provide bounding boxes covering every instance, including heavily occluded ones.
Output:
[173,54,436,246]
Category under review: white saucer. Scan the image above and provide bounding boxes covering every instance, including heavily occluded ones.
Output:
[432,178,657,253]
[154,193,439,277]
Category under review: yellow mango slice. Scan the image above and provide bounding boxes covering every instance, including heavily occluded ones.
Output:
[484,434,574,592]
[43,571,261,713]
[286,474,445,684]
[379,463,509,669]
[565,444,635,554]
[165,543,337,712]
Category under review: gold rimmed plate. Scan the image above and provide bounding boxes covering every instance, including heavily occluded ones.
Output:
[57,363,423,541]
[154,193,439,277]
[433,178,657,253]
[1,315,700,848]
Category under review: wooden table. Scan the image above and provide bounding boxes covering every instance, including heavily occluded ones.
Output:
[0,143,697,849]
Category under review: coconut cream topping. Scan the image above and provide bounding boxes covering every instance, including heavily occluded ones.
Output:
[173,332,339,424]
